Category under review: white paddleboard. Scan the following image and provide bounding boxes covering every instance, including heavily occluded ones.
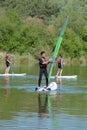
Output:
[0,73,26,77]
[51,75,77,79]
[36,82,57,92]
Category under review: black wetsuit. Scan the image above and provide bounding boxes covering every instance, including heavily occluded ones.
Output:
[38,57,48,87]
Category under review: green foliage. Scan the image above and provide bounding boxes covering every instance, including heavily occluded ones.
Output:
[82,25,87,42]
[1,0,60,20]
[61,28,83,58]
[0,0,87,59]
[0,11,56,55]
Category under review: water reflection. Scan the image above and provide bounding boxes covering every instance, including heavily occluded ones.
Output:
[38,93,48,118]
[37,93,53,130]
[4,76,10,98]
[56,78,62,102]
[56,77,62,85]
[0,66,87,130]
[37,81,61,130]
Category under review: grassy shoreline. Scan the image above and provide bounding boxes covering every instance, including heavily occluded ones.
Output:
[0,52,36,66]
[0,52,87,67]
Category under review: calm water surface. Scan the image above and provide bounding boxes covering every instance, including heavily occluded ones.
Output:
[0,65,87,130]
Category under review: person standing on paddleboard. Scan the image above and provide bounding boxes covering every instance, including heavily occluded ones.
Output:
[36,51,50,91]
[57,55,64,76]
[5,53,11,74]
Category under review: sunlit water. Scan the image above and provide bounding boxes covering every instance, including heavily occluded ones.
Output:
[0,65,87,130]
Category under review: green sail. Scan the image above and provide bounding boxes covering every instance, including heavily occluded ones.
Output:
[48,16,69,81]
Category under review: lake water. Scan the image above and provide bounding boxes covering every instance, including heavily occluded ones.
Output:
[0,65,87,130]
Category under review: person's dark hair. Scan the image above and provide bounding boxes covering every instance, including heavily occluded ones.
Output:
[60,54,62,57]
[40,51,45,55]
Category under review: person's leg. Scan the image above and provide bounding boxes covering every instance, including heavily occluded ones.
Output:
[59,69,63,76]
[5,67,8,74]
[5,67,10,74]
[7,66,10,74]
[56,68,60,76]
[57,64,61,76]
[38,69,43,87]
[5,62,8,74]
[56,68,61,82]
[44,69,48,87]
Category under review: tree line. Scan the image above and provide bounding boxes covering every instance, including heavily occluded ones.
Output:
[0,0,87,59]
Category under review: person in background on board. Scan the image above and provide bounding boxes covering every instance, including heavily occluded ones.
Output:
[56,55,64,77]
[5,53,11,74]
[36,51,50,91]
